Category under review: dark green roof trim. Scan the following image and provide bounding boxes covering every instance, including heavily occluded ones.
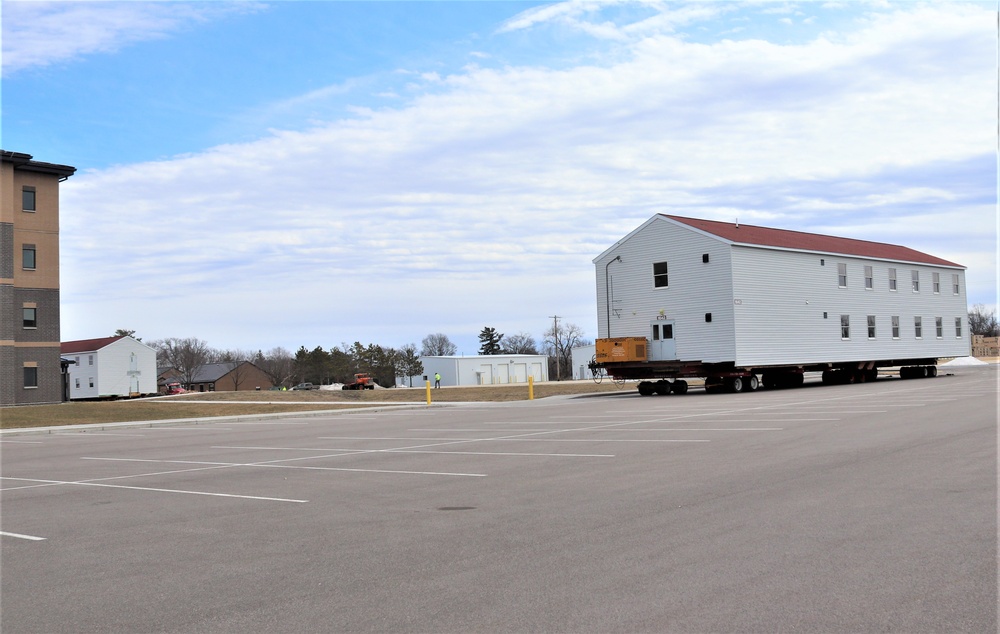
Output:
[1,150,76,179]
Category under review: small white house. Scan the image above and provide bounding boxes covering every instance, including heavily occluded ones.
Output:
[399,354,549,387]
[61,336,158,399]
[594,215,971,366]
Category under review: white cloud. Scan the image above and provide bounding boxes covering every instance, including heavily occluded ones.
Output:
[1,0,262,76]
[58,2,996,351]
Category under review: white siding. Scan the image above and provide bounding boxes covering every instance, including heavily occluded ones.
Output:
[729,246,969,365]
[594,216,736,362]
[68,354,99,399]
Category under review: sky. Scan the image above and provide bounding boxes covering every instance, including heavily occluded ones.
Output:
[3,0,996,356]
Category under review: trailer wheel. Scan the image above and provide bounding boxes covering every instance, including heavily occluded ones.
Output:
[742,374,759,392]
[671,380,688,395]
[654,380,671,396]
[591,355,605,384]
[928,366,938,377]
[727,376,744,393]
[637,381,655,396]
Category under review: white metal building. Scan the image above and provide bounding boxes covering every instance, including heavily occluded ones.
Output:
[571,344,598,380]
[61,336,158,399]
[594,215,970,366]
[399,354,549,387]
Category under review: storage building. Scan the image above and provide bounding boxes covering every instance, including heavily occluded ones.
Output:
[399,354,549,387]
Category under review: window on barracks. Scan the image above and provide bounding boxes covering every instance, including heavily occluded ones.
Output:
[22,244,36,270]
[653,261,669,288]
[22,187,36,212]
[23,307,37,328]
[864,265,873,290]
[837,263,847,287]
[24,367,38,388]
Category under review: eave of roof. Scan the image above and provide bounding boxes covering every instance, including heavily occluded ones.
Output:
[662,215,964,268]
[1,150,76,178]
[61,336,124,354]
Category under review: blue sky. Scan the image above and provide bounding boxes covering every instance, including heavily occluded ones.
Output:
[3,0,996,356]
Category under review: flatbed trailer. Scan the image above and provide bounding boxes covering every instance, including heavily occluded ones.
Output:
[588,337,940,396]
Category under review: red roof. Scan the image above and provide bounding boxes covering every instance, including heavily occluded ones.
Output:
[61,336,124,354]
[663,215,963,268]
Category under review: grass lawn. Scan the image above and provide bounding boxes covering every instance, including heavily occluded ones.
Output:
[1,380,631,429]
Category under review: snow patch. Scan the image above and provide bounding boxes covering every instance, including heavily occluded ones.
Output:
[940,356,990,366]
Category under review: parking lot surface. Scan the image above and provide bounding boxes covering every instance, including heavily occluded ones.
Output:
[2,367,996,633]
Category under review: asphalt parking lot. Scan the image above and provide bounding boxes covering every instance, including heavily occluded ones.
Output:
[2,366,996,633]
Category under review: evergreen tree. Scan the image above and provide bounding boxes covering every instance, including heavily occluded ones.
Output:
[478,327,504,355]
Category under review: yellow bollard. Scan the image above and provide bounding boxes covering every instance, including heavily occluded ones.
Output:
[528,375,534,400]
[426,380,432,405]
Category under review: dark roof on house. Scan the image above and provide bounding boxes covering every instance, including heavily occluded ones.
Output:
[1,150,76,178]
[190,363,239,383]
[662,215,963,268]
[61,336,125,354]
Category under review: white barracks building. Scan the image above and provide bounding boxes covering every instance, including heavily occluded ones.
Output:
[594,215,970,370]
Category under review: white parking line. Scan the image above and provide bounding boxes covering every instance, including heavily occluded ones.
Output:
[81,457,487,478]
[213,445,615,458]
[51,432,146,437]
[0,531,46,541]
[0,476,307,503]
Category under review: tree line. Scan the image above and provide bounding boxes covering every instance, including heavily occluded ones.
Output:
[134,322,592,389]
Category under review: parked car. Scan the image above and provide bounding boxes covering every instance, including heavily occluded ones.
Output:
[291,382,317,390]
[164,381,186,395]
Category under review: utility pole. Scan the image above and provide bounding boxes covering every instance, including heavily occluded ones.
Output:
[549,315,561,381]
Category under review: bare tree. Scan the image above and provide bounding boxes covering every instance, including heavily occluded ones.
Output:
[968,304,999,336]
[502,332,538,354]
[218,349,254,391]
[150,337,212,387]
[421,333,457,356]
[397,343,424,387]
[542,322,588,380]
[256,347,296,388]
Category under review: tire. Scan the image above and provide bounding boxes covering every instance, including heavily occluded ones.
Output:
[728,376,744,393]
[671,380,688,395]
[654,381,671,396]
[928,366,938,377]
[637,382,655,396]
[742,374,759,392]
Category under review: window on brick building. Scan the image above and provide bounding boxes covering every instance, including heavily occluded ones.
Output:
[22,244,36,270]
[22,187,36,212]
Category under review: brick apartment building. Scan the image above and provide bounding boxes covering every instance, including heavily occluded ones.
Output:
[1,151,76,405]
